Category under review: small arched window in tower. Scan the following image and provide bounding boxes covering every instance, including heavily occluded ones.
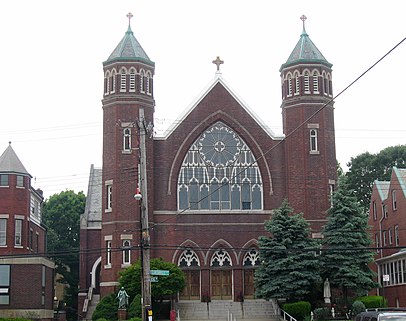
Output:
[312,71,319,93]
[140,70,145,93]
[122,240,131,265]
[123,128,131,152]
[328,74,333,97]
[294,72,300,95]
[287,75,292,97]
[323,73,328,96]
[120,69,127,92]
[304,71,310,93]
[129,70,136,92]
[111,70,116,93]
[146,73,152,96]
[310,129,318,152]
[104,71,110,95]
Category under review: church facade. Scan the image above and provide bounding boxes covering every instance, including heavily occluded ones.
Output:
[79,16,337,315]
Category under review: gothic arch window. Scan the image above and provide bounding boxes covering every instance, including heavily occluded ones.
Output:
[312,70,319,93]
[327,74,333,97]
[303,70,310,94]
[140,70,146,93]
[310,129,318,152]
[243,248,260,267]
[122,240,131,265]
[104,71,110,95]
[287,74,293,97]
[178,249,200,267]
[129,68,136,92]
[178,121,263,211]
[120,68,127,92]
[294,71,300,95]
[146,71,152,96]
[322,71,328,96]
[211,249,232,267]
[123,128,131,152]
[111,70,116,93]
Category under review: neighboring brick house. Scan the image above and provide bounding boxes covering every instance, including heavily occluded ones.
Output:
[0,143,55,320]
[369,167,406,307]
[79,17,337,315]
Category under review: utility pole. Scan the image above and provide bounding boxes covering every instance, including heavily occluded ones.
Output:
[136,107,152,321]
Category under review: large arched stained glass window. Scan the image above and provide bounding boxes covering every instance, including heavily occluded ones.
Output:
[178,121,263,211]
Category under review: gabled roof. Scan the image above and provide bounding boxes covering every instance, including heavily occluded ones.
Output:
[0,143,31,177]
[156,74,283,141]
[393,167,406,198]
[104,24,153,65]
[280,26,332,70]
[80,165,102,229]
[374,180,390,201]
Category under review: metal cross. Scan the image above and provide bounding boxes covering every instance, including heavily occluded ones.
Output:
[127,12,133,25]
[300,14,307,30]
[212,56,224,71]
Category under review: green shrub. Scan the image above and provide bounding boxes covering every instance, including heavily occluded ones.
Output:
[127,318,142,321]
[92,293,118,321]
[283,301,312,321]
[313,307,330,321]
[128,294,142,318]
[356,296,387,309]
[352,301,366,316]
[0,319,32,321]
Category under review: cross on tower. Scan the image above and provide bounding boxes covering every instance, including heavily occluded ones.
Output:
[212,56,224,72]
[300,14,307,31]
[127,12,133,26]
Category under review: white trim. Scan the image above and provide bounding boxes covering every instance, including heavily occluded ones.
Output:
[100,281,120,287]
[91,257,101,289]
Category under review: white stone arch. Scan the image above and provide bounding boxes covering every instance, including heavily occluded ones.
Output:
[172,239,204,265]
[91,256,101,289]
[206,239,237,267]
[303,69,311,93]
[237,239,258,263]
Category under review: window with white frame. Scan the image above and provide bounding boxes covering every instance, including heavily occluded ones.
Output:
[122,240,131,264]
[392,190,397,210]
[140,71,145,93]
[383,204,388,218]
[105,72,110,95]
[294,72,300,95]
[146,73,151,95]
[0,219,6,246]
[323,74,328,95]
[178,121,263,211]
[123,128,131,151]
[373,201,377,220]
[389,228,393,245]
[310,129,318,152]
[375,233,379,253]
[210,249,232,267]
[328,74,333,96]
[383,230,387,246]
[329,183,334,207]
[304,71,310,93]
[312,71,319,93]
[106,240,112,266]
[15,219,22,246]
[0,265,10,305]
[16,175,24,187]
[120,69,126,92]
[105,182,113,211]
[395,225,399,246]
[0,175,8,187]
[129,70,136,92]
[287,75,292,96]
[111,70,116,93]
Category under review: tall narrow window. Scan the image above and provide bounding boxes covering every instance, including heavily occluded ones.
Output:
[395,225,399,246]
[41,266,46,305]
[15,219,22,246]
[383,230,387,246]
[120,69,126,92]
[105,72,110,95]
[36,233,39,253]
[140,71,145,93]
[392,190,397,210]
[328,75,333,96]
[111,71,116,93]
[146,74,151,95]
[312,71,319,93]
[129,71,136,92]
[287,75,292,96]
[373,201,377,220]
[294,72,300,95]
[0,175,8,187]
[375,234,379,253]
[122,240,131,265]
[16,175,24,187]
[106,184,113,211]
[389,228,393,245]
[123,128,131,151]
[383,204,388,218]
[323,74,328,95]
[29,229,33,250]
[106,240,112,266]
[304,71,310,93]
[0,219,6,246]
[329,184,334,207]
[310,129,318,152]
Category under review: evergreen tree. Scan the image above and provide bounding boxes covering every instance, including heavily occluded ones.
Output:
[255,200,321,302]
[321,177,378,302]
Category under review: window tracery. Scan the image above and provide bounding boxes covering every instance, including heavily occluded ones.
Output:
[178,121,263,211]
[178,249,200,267]
[211,249,232,267]
[243,248,260,266]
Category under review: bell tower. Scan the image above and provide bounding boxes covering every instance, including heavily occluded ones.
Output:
[100,13,155,295]
[280,16,337,234]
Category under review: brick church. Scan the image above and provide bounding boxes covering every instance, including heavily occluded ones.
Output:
[79,15,337,316]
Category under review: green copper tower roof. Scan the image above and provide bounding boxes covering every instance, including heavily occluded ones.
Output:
[280,16,332,70]
[105,22,153,65]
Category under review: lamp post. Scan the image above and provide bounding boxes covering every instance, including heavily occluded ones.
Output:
[134,107,152,321]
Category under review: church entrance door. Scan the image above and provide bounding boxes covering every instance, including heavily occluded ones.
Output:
[243,269,255,299]
[211,270,232,300]
[180,270,200,300]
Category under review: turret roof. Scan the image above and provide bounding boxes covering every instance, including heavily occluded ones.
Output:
[280,21,332,70]
[0,143,31,176]
[105,24,153,65]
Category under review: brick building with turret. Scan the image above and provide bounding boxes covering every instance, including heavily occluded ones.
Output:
[79,16,337,318]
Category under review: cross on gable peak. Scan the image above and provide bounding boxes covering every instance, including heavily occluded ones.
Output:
[127,12,133,26]
[300,14,307,33]
[212,56,224,73]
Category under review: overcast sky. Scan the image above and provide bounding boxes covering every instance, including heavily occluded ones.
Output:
[0,1,405,199]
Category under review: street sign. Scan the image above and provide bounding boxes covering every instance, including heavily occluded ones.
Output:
[150,270,170,276]
[150,276,158,282]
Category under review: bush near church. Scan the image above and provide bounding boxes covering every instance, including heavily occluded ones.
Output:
[356,296,387,309]
[282,301,311,321]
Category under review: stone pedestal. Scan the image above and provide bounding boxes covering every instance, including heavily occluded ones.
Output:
[118,308,127,320]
